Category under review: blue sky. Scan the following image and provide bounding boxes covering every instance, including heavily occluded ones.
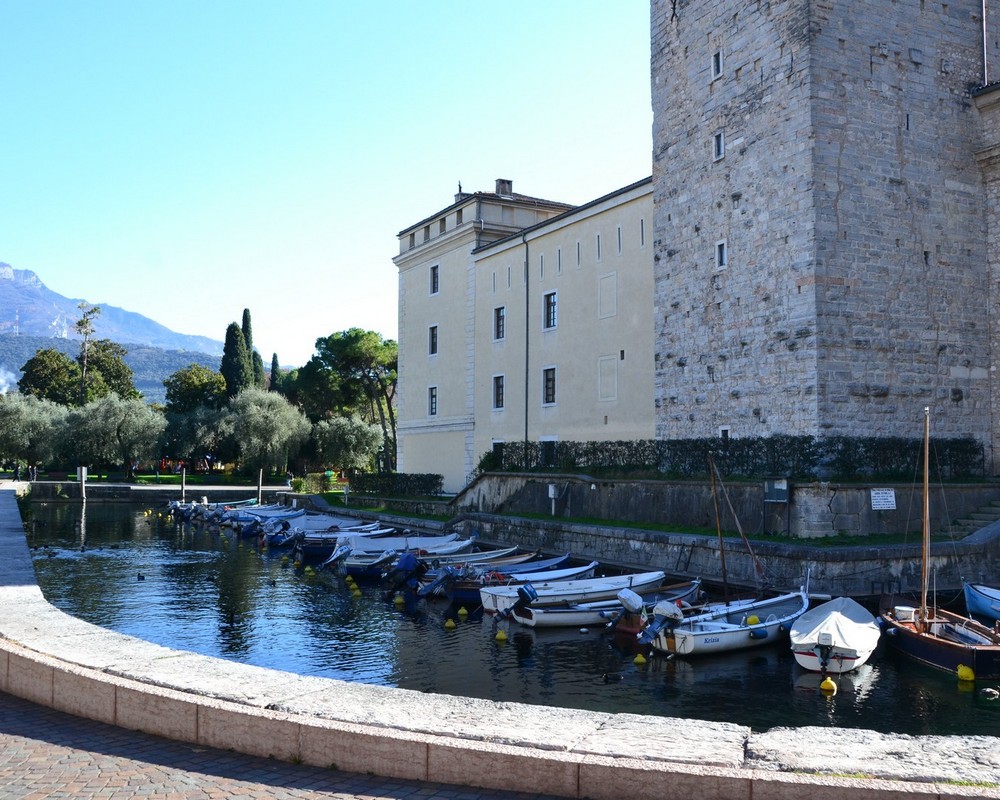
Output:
[1,2,653,367]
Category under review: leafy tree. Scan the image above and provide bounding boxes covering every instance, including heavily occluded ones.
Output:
[83,339,140,400]
[164,404,229,466]
[226,388,310,474]
[284,358,351,422]
[75,302,101,405]
[164,364,227,413]
[0,393,68,468]
[220,322,253,398]
[63,394,166,479]
[311,329,398,471]
[312,416,382,474]
[18,348,82,406]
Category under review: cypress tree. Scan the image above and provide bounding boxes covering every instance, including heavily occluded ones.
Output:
[269,353,281,392]
[220,322,253,397]
[242,308,266,387]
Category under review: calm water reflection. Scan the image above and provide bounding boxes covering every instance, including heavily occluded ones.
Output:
[20,500,1000,735]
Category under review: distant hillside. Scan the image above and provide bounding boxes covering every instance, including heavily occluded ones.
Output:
[0,334,220,405]
[0,264,224,355]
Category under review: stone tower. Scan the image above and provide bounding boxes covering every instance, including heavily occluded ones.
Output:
[651,0,1000,466]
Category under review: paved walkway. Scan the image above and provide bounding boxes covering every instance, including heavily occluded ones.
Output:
[0,689,558,800]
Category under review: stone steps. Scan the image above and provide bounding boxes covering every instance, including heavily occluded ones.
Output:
[947,501,1000,537]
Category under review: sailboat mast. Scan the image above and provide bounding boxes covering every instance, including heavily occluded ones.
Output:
[709,455,729,605]
[920,406,930,630]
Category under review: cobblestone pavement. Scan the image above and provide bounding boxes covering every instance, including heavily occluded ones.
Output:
[0,691,563,800]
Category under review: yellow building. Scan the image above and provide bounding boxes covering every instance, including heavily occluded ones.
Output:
[394,178,654,493]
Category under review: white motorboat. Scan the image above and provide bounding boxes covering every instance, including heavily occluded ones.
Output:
[790,596,881,674]
[480,570,667,615]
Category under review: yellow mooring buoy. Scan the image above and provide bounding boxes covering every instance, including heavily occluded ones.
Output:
[495,628,508,642]
[393,594,404,606]
[820,676,837,695]
[444,618,456,629]
[958,664,976,682]
[633,652,647,666]
[457,606,468,616]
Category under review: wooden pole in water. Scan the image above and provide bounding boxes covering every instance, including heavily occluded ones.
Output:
[181,467,186,503]
[257,468,263,505]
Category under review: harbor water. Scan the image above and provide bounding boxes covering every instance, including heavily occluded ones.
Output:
[19,500,1000,736]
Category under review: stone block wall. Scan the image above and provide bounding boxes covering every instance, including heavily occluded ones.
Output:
[651,0,998,465]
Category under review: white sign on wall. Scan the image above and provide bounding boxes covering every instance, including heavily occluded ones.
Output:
[870,488,897,510]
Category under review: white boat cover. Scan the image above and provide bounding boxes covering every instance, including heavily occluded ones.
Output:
[789,596,880,657]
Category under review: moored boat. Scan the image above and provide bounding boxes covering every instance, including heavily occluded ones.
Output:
[963,579,1000,624]
[644,587,809,657]
[790,596,881,674]
[880,409,1000,681]
[480,569,667,615]
[510,579,703,629]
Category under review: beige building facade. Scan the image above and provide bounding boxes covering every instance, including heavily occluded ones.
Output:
[394,179,654,493]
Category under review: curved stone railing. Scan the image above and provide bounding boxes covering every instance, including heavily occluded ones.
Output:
[0,486,995,799]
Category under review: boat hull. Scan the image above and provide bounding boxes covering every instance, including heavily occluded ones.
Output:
[653,591,809,657]
[880,606,1000,681]
[964,581,1000,623]
[480,570,666,614]
[789,596,881,674]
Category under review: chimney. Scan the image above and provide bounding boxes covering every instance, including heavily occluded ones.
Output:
[495,178,513,196]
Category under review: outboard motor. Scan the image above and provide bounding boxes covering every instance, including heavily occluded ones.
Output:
[384,551,428,594]
[636,599,685,645]
[500,582,539,618]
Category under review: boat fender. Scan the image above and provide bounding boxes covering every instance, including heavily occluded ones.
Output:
[749,628,769,640]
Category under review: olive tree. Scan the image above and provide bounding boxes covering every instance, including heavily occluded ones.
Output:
[312,416,382,474]
[0,393,68,469]
[64,395,166,479]
[227,388,310,475]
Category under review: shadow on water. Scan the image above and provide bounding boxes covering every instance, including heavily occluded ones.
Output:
[19,501,1000,735]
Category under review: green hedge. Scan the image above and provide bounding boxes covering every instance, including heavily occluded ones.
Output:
[475,434,986,482]
[349,472,443,497]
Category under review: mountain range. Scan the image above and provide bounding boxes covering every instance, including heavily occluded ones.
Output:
[0,264,223,354]
[0,264,225,404]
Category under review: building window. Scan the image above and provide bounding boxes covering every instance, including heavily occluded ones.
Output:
[640,218,645,247]
[428,386,438,416]
[408,232,415,249]
[423,225,430,242]
[576,241,581,266]
[428,325,438,355]
[616,226,622,254]
[596,233,602,261]
[543,291,557,329]
[711,48,724,80]
[430,264,439,294]
[542,367,556,405]
[713,131,725,160]
[557,247,562,273]
[493,375,505,409]
[439,218,446,234]
[494,306,506,340]
[456,208,463,225]
[715,240,728,270]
